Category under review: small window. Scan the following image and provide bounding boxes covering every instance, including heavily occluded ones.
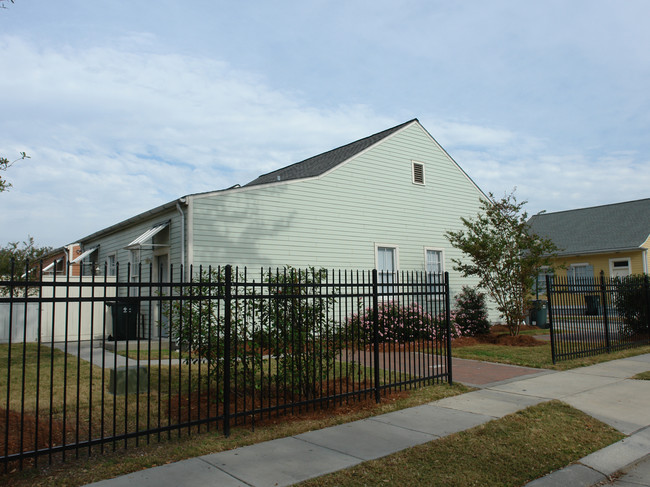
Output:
[376,246,398,296]
[130,249,141,280]
[412,162,425,185]
[425,249,444,291]
[107,253,117,277]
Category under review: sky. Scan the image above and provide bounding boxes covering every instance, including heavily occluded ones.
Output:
[1,1,649,249]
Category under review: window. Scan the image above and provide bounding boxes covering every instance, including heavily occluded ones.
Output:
[376,246,397,296]
[130,249,141,280]
[609,258,631,278]
[425,249,443,288]
[412,161,425,185]
[568,264,593,281]
[107,253,117,277]
[534,268,554,295]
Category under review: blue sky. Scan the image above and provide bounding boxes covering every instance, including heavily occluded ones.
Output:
[1,1,649,248]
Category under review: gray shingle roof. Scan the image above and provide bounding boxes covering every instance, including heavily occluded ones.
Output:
[527,199,650,255]
[244,119,417,187]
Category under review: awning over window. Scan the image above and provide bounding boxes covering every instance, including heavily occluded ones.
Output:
[71,247,99,264]
[125,222,169,250]
[42,258,63,273]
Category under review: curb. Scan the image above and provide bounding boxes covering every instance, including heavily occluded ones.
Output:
[524,427,650,486]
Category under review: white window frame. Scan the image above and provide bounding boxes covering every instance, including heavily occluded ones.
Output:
[568,263,592,279]
[424,247,444,293]
[609,257,631,277]
[534,266,554,295]
[106,253,117,277]
[130,249,141,280]
[412,161,425,185]
[375,244,399,297]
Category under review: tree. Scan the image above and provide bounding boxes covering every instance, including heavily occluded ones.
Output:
[0,152,30,193]
[445,190,558,336]
[0,236,53,278]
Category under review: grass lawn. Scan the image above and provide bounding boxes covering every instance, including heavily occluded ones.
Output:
[299,401,624,487]
[3,381,468,486]
[451,341,650,371]
[632,371,650,380]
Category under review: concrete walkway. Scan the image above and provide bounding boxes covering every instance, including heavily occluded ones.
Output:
[85,354,650,487]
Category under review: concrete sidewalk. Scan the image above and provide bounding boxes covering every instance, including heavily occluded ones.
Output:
[86,354,650,487]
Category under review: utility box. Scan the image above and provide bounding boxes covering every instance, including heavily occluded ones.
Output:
[109,366,148,395]
[107,299,140,340]
[584,295,602,316]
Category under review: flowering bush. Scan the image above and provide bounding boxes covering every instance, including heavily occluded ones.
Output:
[453,286,490,337]
[346,300,454,343]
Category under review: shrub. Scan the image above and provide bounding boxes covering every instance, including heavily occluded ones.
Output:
[453,286,490,337]
[255,267,340,399]
[615,275,650,337]
[347,300,452,343]
[165,267,263,400]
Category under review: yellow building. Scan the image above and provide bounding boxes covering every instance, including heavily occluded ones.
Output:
[528,199,650,280]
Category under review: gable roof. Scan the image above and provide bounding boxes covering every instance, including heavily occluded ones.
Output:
[244,119,417,186]
[528,198,650,256]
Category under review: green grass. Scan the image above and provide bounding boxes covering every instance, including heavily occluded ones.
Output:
[3,381,468,486]
[632,371,650,380]
[452,342,650,371]
[299,401,624,487]
[115,348,181,360]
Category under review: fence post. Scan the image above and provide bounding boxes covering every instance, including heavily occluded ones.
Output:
[444,272,452,385]
[546,274,557,364]
[372,269,381,404]
[223,265,232,437]
[600,271,611,353]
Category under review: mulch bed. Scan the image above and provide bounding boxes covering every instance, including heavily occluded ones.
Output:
[452,325,547,348]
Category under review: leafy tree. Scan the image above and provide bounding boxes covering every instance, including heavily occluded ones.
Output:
[445,190,558,336]
[0,236,53,278]
[0,152,30,193]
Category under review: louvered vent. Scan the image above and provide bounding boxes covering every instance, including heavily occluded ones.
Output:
[412,162,425,185]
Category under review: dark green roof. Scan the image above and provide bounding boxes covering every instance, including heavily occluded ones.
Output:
[245,119,417,186]
[528,199,650,256]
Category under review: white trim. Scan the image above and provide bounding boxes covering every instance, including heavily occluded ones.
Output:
[644,249,648,274]
[70,247,98,264]
[190,121,421,202]
[105,252,117,277]
[412,161,425,185]
[186,196,194,274]
[424,247,445,273]
[125,222,169,250]
[374,243,400,271]
[415,122,489,200]
[609,257,632,277]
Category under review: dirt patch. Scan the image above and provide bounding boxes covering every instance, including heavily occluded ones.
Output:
[0,407,82,471]
[166,377,410,428]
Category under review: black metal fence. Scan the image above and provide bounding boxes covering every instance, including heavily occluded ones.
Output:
[547,274,650,363]
[0,262,451,471]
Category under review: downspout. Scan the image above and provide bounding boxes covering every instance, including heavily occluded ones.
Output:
[644,248,648,275]
[176,199,186,280]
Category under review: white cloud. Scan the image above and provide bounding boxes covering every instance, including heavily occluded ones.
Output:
[0,36,396,246]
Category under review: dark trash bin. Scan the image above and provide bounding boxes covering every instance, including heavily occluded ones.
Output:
[584,295,601,316]
[529,300,548,328]
[107,299,140,340]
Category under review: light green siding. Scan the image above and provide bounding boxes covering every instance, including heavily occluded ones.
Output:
[82,208,183,283]
[190,122,486,299]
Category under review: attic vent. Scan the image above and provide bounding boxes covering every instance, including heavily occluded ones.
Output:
[412,162,425,185]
